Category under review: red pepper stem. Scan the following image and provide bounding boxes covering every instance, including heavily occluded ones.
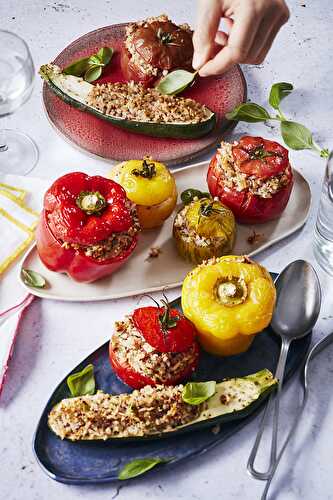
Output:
[76,191,107,215]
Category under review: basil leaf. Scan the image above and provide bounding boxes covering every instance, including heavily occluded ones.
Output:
[87,55,104,66]
[281,120,314,150]
[63,47,113,81]
[118,457,170,480]
[63,56,90,76]
[67,364,95,397]
[225,103,271,123]
[21,269,46,289]
[96,47,113,65]
[269,82,293,110]
[156,69,197,96]
[84,65,103,83]
[182,381,216,405]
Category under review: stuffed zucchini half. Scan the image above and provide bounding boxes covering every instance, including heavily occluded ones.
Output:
[48,369,276,442]
[39,64,216,139]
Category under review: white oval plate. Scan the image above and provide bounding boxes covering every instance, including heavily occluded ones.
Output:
[19,161,311,302]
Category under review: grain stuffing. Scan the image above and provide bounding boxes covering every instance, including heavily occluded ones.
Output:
[87,81,210,124]
[59,202,140,261]
[111,316,198,383]
[174,203,225,248]
[216,141,290,198]
[48,384,202,441]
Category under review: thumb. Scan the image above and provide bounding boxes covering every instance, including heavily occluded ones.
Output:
[192,0,222,69]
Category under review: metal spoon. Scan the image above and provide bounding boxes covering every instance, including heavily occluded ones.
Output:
[261,329,333,499]
[247,260,321,480]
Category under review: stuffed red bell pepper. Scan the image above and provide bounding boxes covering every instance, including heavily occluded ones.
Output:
[207,136,294,224]
[109,298,199,389]
[36,172,140,283]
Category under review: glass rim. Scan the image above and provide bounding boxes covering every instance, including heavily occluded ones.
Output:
[0,30,33,77]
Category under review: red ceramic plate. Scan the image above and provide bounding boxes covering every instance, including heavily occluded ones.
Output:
[43,24,247,166]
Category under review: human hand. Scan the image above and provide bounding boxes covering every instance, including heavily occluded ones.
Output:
[193,0,290,76]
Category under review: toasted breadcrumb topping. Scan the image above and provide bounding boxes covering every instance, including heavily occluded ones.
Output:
[48,384,201,440]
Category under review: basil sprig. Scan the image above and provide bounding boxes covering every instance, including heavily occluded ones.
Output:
[67,364,95,397]
[226,82,330,159]
[21,269,47,289]
[156,69,197,96]
[118,457,171,480]
[64,47,113,83]
[182,381,216,405]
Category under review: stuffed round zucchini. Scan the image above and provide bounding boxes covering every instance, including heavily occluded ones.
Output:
[173,197,236,264]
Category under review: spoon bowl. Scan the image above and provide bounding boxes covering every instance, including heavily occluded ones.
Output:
[271,259,322,339]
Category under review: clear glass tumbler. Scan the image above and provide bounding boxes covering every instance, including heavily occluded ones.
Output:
[314,151,333,276]
[0,30,38,175]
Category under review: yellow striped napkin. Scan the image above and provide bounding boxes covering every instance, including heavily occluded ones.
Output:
[0,185,39,275]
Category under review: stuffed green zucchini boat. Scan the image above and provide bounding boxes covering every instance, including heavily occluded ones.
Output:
[48,369,276,442]
[39,64,216,139]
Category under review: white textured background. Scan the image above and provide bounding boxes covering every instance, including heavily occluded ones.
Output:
[1,1,333,499]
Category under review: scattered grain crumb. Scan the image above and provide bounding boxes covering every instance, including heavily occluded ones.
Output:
[211,425,221,435]
[247,230,263,245]
[146,247,162,261]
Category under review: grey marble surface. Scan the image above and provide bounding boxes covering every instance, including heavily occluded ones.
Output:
[1,1,333,499]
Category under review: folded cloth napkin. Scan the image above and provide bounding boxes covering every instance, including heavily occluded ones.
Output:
[0,189,39,274]
[0,173,48,397]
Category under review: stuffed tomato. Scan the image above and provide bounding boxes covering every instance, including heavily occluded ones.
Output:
[36,172,140,283]
[207,136,294,224]
[109,299,199,389]
[121,14,193,86]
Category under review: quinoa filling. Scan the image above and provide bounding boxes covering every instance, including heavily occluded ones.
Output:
[125,14,192,77]
[217,141,290,198]
[48,385,202,441]
[111,316,197,382]
[87,81,211,124]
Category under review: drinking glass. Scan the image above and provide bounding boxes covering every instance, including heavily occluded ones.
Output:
[0,30,38,175]
[314,151,333,276]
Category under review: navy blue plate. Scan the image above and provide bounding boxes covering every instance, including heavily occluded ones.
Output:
[33,273,311,484]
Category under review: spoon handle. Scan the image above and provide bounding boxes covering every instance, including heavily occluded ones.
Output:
[261,331,333,499]
[247,337,291,480]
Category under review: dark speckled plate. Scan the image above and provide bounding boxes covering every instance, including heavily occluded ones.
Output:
[33,274,311,484]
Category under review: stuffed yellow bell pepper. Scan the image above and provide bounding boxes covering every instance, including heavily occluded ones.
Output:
[182,255,276,356]
[173,197,235,264]
[109,157,177,229]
